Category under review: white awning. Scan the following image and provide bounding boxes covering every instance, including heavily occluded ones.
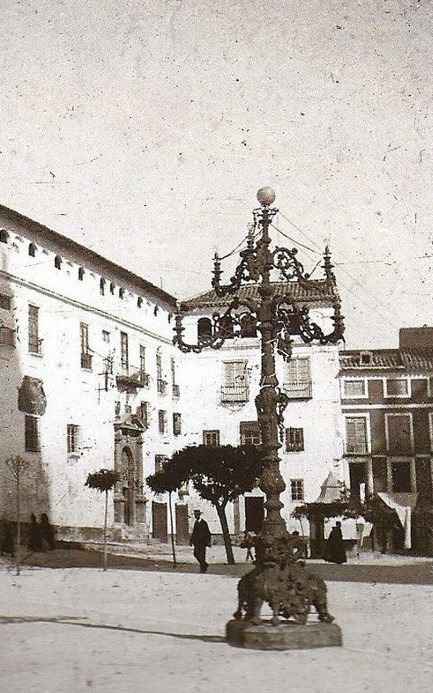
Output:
[377,492,417,549]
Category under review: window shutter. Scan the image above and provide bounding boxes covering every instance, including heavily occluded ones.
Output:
[346,418,367,454]
[284,358,312,398]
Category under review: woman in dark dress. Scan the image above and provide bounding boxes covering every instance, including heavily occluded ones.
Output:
[40,513,55,551]
[325,521,347,564]
[28,513,42,552]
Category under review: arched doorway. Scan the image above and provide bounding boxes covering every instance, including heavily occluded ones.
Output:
[113,421,146,530]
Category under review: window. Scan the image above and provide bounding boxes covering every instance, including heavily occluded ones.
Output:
[139,345,148,384]
[102,330,110,343]
[78,267,85,281]
[119,288,125,299]
[359,351,372,365]
[240,421,261,446]
[222,361,248,402]
[28,304,41,354]
[386,413,412,455]
[171,358,179,397]
[80,322,92,369]
[290,479,304,501]
[391,461,412,492]
[120,332,129,372]
[114,401,121,418]
[284,357,312,399]
[0,230,8,243]
[343,379,366,398]
[345,417,368,454]
[137,297,143,308]
[67,424,80,453]
[219,315,234,338]
[25,415,40,452]
[385,378,409,397]
[158,410,167,434]
[139,401,150,428]
[155,455,168,473]
[157,350,167,394]
[173,412,182,436]
[239,313,257,338]
[197,317,213,340]
[203,430,220,447]
[0,293,11,310]
[110,282,115,294]
[54,255,62,269]
[28,243,36,257]
[286,427,304,452]
[99,278,105,295]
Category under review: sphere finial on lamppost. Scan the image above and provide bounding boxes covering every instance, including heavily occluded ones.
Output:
[256,186,276,207]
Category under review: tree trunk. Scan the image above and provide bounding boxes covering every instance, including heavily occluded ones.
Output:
[103,490,108,572]
[215,502,235,564]
[168,491,177,567]
[16,468,21,576]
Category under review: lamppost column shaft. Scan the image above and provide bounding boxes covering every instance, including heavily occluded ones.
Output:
[256,207,287,542]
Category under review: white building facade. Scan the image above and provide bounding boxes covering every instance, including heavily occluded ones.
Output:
[0,206,186,540]
[179,283,345,537]
[1,206,345,542]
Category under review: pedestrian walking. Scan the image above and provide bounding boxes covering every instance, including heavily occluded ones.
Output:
[324,521,347,564]
[28,513,42,552]
[190,510,211,573]
[240,530,255,562]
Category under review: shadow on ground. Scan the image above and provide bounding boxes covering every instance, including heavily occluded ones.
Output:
[5,548,432,584]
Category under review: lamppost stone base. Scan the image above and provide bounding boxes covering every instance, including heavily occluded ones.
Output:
[226,619,343,650]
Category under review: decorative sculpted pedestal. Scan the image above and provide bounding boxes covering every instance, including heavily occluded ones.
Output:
[226,534,342,649]
[174,187,345,650]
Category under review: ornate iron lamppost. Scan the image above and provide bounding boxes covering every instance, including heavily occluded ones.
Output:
[174,188,344,649]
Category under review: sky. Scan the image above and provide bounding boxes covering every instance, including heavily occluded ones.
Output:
[1,0,432,348]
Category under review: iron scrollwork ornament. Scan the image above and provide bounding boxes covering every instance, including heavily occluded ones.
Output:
[173,188,345,631]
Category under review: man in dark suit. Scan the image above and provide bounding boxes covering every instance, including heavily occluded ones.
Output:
[190,509,211,573]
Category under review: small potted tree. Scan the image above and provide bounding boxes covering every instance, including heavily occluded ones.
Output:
[85,468,120,571]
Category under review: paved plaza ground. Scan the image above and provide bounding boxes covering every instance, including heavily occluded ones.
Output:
[1,545,433,693]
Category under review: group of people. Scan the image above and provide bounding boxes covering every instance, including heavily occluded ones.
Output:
[0,512,55,556]
[189,511,348,571]
[28,513,56,552]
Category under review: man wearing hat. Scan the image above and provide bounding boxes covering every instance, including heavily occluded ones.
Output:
[190,509,211,573]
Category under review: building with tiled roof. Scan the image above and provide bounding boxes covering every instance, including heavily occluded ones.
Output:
[179,276,345,537]
[339,327,433,555]
[181,279,338,311]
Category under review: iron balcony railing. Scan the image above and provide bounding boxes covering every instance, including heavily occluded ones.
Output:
[157,378,167,395]
[28,337,43,356]
[116,369,149,389]
[221,384,249,403]
[283,382,312,399]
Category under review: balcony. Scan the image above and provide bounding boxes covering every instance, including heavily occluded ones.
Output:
[29,338,43,356]
[157,378,167,395]
[283,382,312,399]
[221,384,249,403]
[80,352,92,370]
[116,370,148,389]
[140,372,150,387]
[172,383,180,398]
